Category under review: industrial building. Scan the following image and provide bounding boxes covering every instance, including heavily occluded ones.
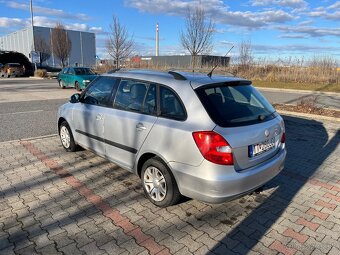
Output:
[0,26,96,67]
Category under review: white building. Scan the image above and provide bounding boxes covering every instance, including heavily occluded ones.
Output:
[0,26,96,67]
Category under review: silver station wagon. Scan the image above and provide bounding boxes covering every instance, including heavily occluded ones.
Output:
[57,70,286,207]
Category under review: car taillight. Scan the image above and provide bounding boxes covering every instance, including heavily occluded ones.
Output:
[281,132,286,143]
[192,131,233,165]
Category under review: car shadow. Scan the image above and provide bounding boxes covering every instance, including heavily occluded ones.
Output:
[209,114,340,253]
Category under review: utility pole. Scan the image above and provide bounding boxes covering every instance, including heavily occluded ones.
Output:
[30,0,37,71]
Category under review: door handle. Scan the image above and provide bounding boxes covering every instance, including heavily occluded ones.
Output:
[136,123,146,131]
[96,114,103,120]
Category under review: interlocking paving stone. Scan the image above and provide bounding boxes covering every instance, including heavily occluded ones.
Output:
[0,115,339,254]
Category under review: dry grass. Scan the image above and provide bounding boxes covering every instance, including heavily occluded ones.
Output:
[230,56,338,84]
[34,69,47,78]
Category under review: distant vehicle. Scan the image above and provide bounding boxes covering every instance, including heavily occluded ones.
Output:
[0,63,25,78]
[57,69,286,207]
[57,67,98,91]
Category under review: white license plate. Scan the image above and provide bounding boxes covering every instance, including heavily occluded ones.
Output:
[249,138,276,157]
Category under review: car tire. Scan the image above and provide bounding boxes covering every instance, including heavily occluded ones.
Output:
[141,157,181,207]
[59,80,65,89]
[75,81,81,91]
[59,121,77,152]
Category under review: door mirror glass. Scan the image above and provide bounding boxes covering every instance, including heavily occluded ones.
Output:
[70,93,81,103]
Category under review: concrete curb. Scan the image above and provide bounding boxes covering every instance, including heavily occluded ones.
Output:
[278,109,340,122]
[0,134,58,144]
[21,134,58,141]
[257,87,340,96]
[28,76,44,79]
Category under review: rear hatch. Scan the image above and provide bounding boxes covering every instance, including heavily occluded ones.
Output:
[195,81,284,171]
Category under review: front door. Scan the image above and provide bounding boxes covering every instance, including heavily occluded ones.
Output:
[73,76,117,156]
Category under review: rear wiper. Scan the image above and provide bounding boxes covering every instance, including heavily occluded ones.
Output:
[258,111,276,121]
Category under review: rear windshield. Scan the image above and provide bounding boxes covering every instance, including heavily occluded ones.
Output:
[195,83,276,127]
[74,68,95,75]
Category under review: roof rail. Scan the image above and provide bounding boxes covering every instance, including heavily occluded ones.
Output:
[168,71,187,80]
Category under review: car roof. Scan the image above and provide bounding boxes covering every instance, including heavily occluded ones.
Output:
[103,69,250,89]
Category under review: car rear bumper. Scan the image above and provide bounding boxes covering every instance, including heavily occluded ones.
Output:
[169,148,286,203]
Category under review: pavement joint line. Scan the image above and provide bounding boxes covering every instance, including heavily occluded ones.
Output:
[19,139,171,255]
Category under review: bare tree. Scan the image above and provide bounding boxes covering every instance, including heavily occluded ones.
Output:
[180,6,215,69]
[239,40,253,69]
[106,16,134,69]
[51,23,72,67]
[34,37,51,68]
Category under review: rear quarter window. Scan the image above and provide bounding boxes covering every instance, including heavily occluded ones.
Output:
[160,86,186,121]
[195,83,276,127]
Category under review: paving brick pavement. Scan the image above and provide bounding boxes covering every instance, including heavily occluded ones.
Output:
[0,115,339,255]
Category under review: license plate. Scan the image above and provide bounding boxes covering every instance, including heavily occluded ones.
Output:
[248,137,276,158]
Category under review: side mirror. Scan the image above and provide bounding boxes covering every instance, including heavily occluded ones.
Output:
[70,93,81,103]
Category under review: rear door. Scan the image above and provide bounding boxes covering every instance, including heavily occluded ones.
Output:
[72,76,117,155]
[196,83,285,171]
[104,79,158,170]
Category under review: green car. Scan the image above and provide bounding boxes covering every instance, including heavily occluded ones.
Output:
[57,67,98,91]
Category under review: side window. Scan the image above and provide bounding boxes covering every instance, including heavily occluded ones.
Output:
[68,68,75,75]
[82,77,116,106]
[113,80,148,112]
[142,84,156,114]
[160,86,186,120]
[62,68,69,74]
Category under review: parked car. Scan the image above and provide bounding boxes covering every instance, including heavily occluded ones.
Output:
[57,70,286,207]
[57,67,98,91]
[0,63,25,77]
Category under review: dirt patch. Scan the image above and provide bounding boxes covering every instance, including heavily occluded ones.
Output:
[273,96,340,118]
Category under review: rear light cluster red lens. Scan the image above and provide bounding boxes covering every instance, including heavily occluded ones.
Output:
[192,131,233,165]
[281,132,286,143]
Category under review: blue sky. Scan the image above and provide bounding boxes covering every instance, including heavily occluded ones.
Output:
[0,0,339,61]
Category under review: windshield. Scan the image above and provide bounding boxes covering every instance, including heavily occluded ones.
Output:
[195,83,276,127]
[74,68,95,75]
[8,63,21,67]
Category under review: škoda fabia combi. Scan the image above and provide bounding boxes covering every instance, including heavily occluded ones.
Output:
[58,70,286,207]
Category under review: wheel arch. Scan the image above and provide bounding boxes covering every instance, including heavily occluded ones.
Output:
[58,117,67,134]
[136,152,178,182]
[136,152,156,178]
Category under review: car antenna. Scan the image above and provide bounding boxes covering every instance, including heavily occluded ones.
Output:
[207,45,234,78]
